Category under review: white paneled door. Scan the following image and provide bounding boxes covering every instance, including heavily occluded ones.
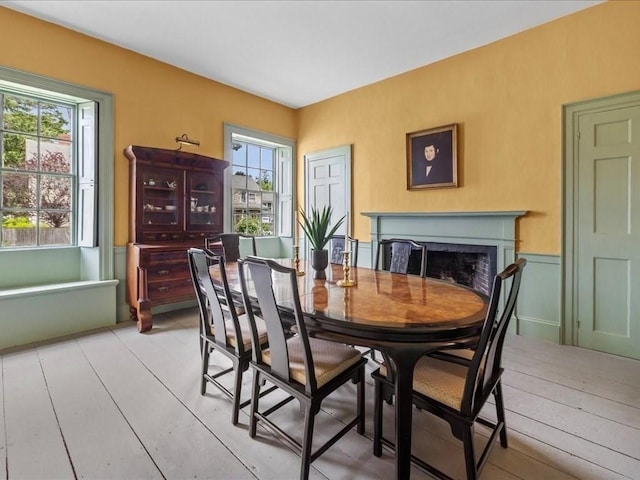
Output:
[576,105,640,360]
[304,145,352,252]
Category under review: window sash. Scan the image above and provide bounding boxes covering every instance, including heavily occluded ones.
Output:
[0,89,89,248]
[224,123,295,239]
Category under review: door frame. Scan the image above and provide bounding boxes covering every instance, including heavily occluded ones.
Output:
[562,90,640,346]
[303,144,353,252]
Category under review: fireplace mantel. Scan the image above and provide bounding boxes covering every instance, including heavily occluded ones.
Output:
[361,210,527,274]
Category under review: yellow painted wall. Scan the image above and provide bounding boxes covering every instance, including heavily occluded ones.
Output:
[0,7,297,246]
[2,2,638,255]
[297,1,640,255]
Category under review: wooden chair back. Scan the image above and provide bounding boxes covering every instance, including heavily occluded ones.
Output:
[374,239,427,277]
[238,256,318,393]
[204,233,257,262]
[187,247,246,355]
[461,258,526,416]
[329,235,359,265]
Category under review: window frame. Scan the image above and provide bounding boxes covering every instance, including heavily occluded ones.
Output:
[223,123,295,239]
[0,65,114,282]
[0,90,77,248]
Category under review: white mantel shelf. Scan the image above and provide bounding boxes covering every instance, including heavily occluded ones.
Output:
[361,211,527,218]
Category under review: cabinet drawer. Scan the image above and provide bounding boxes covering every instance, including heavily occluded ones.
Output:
[148,278,194,301]
[185,231,210,241]
[142,232,183,243]
[147,263,189,279]
[145,249,189,265]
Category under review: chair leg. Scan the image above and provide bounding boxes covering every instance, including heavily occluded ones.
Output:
[231,360,243,426]
[200,343,210,395]
[494,381,508,448]
[249,370,260,438]
[370,349,379,363]
[300,404,316,480]
[356,369,365,435]
[462,426,478,480]
[373,377,383,457]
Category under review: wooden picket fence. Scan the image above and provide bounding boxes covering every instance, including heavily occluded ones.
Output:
[1,228,70,246]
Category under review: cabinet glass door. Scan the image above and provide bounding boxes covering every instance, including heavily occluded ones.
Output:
[187,172,222,231]
[141,167,181,229]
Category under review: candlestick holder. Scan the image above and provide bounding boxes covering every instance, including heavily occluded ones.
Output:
[293,245,305,276]
[337,251,357,287]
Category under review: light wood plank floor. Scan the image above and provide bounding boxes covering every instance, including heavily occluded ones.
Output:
[1,307,639,479]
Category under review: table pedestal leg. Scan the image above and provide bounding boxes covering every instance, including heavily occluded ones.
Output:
[387,348,424,480]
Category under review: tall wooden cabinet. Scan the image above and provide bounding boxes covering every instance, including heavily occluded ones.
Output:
[124,145,228,332]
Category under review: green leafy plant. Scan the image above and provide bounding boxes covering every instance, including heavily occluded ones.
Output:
[298,205,345,250]
[2,216,33,228]
[236,216,261,235]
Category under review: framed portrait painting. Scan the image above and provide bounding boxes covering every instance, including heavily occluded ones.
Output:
[406,123,458,189]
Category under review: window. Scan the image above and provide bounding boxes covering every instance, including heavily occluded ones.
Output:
[231,140,275,236]
[0,66,113,286]
[0,83,96,249]
[225,125,294,239]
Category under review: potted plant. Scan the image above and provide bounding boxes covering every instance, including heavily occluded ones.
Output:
[299,205,345,279]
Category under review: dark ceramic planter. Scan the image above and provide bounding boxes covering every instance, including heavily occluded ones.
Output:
[311,249,329,279]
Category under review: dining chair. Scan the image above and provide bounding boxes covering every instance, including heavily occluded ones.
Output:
[204,233,257,262]
[329,235,359,266]
[374,239,427,277]
[187,248,268,425]
[371,258,526,480]
[238,256,367,480]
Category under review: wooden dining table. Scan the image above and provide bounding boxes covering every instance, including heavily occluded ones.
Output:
[217,259,488,480]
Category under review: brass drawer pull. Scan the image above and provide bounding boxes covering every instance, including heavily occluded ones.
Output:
[158,286,170,292]
[158,269,170,275]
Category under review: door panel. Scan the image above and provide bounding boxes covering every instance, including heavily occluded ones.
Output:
[304,146,352,252]
[594,258,629,336]
[577,106,640,359]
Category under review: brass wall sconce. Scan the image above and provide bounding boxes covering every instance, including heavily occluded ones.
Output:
[175,133,200,150]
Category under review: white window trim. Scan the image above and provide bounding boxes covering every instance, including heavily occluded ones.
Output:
[0,65,114,281]
[223,123,295,237]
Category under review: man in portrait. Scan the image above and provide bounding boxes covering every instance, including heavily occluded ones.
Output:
[409,129,455,188]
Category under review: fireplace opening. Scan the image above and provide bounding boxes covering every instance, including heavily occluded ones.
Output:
[382,240,497,296]
[426,251,494,295]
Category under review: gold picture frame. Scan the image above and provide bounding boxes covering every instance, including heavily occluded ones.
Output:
[407,123,458,189]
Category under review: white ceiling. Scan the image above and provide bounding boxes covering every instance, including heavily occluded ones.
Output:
[2,0,602,108]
